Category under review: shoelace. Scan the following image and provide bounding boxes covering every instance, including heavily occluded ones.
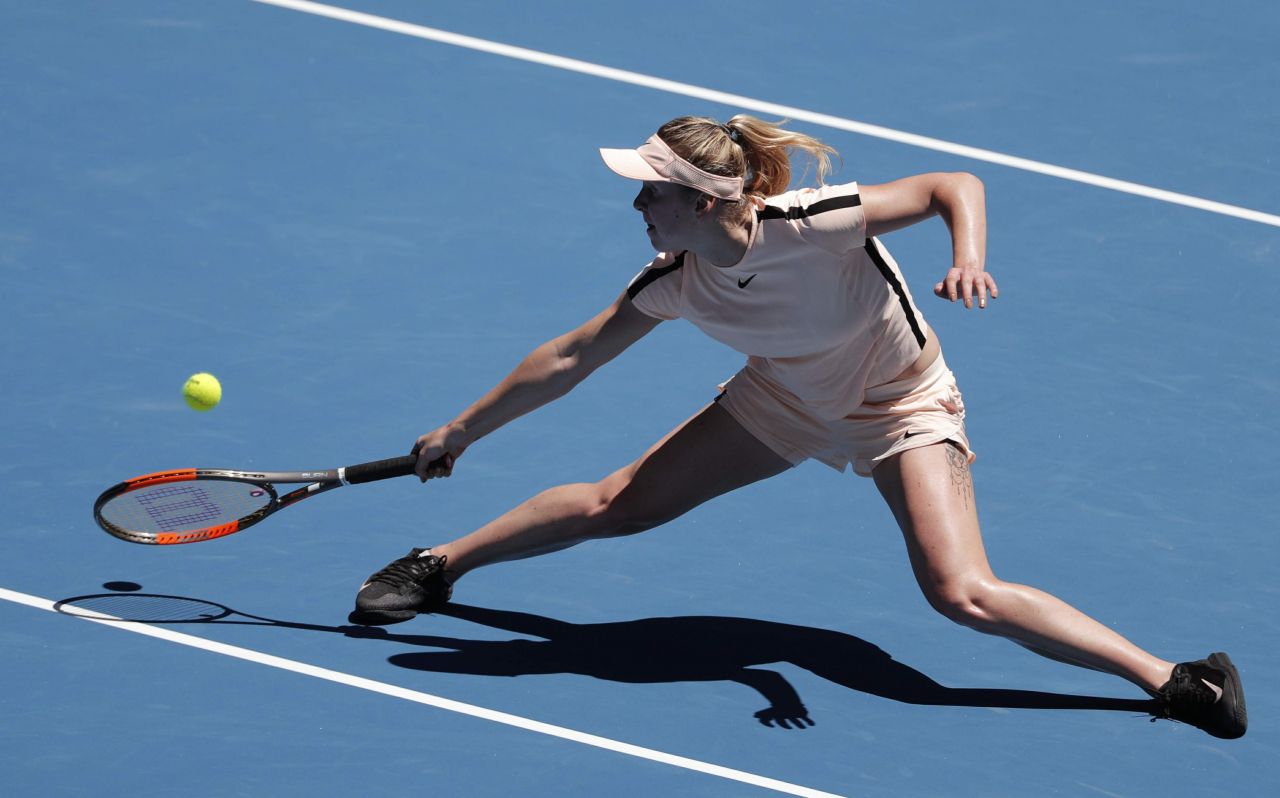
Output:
[1153,666,1216,722]
[367,553,444,588]
[1178,669,1218,704]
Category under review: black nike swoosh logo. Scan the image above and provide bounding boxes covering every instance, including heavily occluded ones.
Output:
[737,274,757,288]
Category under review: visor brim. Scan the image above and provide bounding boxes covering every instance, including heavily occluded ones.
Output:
[599,147,664,182]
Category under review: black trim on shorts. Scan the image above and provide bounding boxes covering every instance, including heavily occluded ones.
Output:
[865,237,927,349]
[757,192,862,222]
[627,251,686,300]
[904,430,965,453]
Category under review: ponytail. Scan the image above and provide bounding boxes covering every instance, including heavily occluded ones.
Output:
[656,114,838,201]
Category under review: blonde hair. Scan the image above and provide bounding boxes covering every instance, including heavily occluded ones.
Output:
[656,114,838,203]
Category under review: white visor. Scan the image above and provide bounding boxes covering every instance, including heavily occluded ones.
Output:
[599,134,744,200]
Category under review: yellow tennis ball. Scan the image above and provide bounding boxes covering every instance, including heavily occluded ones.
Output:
[182,372,222,412]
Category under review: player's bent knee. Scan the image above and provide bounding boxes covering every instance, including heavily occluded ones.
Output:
[594,496,674,538]
[589,476,680,539]
[923,578,1002,631]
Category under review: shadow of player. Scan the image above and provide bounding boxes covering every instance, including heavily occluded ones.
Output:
[383,603,1156,729]
[56,587,1155,729]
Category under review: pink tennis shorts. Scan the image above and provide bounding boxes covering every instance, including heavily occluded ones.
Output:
[715,354,975,477]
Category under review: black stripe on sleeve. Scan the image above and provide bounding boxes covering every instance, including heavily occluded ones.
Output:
[865,237,926,349]
[757,192,862,222]
[626,251,686,300]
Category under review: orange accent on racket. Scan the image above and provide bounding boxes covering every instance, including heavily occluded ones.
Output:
[156,521,240,545]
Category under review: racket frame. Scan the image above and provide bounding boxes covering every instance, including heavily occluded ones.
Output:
[93,456,417,545]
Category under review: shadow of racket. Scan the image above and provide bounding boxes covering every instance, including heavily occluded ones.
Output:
[52,591,367,635]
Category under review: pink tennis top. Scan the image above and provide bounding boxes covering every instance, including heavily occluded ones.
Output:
[626,181,930,421]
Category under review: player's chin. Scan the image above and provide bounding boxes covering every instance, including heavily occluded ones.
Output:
[645,225,675,252]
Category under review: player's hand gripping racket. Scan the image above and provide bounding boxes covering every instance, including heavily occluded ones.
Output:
[93,455,437,545]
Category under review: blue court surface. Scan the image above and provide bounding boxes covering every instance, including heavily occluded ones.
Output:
[3,2,1278,796]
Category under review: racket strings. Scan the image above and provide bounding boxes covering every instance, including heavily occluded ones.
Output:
[135,484,225,527]
[99,480,272,533]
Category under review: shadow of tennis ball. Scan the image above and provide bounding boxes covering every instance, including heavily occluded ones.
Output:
[102,581,143,592]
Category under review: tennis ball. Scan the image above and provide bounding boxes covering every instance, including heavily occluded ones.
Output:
[182,372,222,412]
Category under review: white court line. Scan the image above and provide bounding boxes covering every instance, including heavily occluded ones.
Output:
[251,0,1280,229]
[0,587,845,798]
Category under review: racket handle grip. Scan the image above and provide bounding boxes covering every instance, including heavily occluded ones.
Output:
[343,455,419,484]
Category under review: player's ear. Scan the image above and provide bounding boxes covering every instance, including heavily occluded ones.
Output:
[694,193,717,218]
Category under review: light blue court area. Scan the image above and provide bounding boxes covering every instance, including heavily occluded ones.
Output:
[2,2,1277,796]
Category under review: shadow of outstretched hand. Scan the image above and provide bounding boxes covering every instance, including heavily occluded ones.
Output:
[753,703,815,729]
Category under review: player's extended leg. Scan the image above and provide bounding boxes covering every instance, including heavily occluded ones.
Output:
[870,441,1176,692]
[352,401,791,624]
[436,400,792,576]
[871,441,1247,738]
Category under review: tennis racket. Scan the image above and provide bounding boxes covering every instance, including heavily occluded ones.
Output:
[93,454,437,545]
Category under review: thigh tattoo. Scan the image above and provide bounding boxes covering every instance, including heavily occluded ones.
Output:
[945,444,974,510]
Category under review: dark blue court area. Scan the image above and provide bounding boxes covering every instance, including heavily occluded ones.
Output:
[3,2,1277,796]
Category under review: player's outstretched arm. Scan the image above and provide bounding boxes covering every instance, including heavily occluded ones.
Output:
[411,292,662,480]
[861,172,997,310]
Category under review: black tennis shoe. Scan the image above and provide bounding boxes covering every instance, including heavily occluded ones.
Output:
[1151,652,1247,739]
[349,548,453,626]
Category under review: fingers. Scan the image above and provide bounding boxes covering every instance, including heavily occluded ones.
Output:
[935,269,999,309]
[934,269,962,304]
[415,451,454,482]
[411,426,470,482]
[411,435,455,482]
[427,453,454,481]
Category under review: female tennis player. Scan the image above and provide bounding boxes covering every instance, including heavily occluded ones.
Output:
[353,115,1245,739]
